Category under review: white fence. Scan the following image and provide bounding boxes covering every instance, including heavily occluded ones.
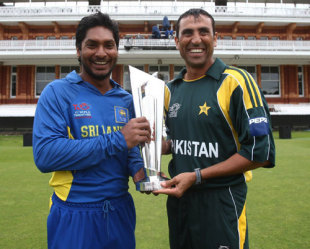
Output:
[0,5,309,19]
[0,39,309,53]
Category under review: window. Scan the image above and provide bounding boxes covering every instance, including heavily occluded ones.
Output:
[236,36,244,40]
[260,36,268,40]
[298,66,304,97]
[261,66,280,96]
[247,36,256,40]
[123,65,144,93]
[10,66,17,98]
[239,66,257,82]
[36,66,55,96]
[60,66,80,79]
[174,66,184,79]
[149,65,170,82]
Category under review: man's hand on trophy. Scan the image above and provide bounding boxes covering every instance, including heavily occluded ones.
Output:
[121,117,151,149]
[153,172,196,198]
[136,171,169,196]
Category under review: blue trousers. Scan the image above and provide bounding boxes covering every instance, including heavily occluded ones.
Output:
[48,193,136,249]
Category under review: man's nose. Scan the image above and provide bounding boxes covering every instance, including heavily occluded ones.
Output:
[96,46,107,57]
[191,32,202,44]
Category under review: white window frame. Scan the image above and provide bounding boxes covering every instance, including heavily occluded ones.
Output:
[298,66,304,97]
[261,66,281,97]
[35,66,55,97]
[239,65,257,83]
[10,66,17,98]
[60,65,80,79]
[173,65,184,79]
[149,65,170,82]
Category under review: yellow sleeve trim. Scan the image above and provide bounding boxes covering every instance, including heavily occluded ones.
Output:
[164,85,171,113]
[48,126,75,202]
[217,74,241,150]
[67,126,75,139]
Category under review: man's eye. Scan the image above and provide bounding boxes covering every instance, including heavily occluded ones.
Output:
[106,43,116,48]
[182,31,192,37]
[86,44,96,48]
[200,29,209,35]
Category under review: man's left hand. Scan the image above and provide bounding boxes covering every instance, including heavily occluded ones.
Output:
[153,172,196,198]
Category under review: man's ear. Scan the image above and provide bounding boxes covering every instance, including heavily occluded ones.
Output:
[76,47,81,57]
[174,36,180,50]
[213,32,218,48]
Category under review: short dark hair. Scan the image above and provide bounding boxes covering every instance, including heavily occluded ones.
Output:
[75,12,119,51]
[175,8,216,38]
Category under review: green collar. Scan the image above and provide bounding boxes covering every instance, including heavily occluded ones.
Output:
[172,58,227,83]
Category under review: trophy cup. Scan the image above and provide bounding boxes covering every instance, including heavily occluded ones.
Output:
[129,66,168,191]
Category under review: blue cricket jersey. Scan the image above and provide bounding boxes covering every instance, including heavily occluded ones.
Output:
[33,71,144,203]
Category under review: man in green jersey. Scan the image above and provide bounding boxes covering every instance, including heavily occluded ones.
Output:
[155,8,275,249]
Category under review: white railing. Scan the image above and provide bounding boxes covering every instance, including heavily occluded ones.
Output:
[0,5,309,19]
[0,39,309,53]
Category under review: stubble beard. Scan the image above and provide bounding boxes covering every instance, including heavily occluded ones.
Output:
[80,56,117,81]
[183,46,214,69]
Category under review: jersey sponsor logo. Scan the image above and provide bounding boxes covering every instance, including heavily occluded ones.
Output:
[172,139,218,158]
[249,117,269,136]
[73,103,92,119]
[199,101,211,116]
[168,103,181,118]
[115,106,129,123]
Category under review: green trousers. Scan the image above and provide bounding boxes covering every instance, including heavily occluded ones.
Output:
[167,182,249,249]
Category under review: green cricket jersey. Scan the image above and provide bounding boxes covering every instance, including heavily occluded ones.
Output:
[164,58,275,188]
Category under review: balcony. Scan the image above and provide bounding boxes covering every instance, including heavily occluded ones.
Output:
[0,4,309,24]
[0,39,309,65]
[0,38,309,53]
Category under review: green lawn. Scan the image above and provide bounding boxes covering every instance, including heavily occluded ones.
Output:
[0,132,309,249]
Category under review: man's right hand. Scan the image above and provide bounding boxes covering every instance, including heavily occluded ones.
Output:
[121,117,151,149]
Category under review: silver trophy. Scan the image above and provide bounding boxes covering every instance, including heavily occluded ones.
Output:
[129,66,169,191]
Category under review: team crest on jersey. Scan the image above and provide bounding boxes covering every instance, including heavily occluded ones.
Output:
[115,106,129,123]
[73,102,92,119]
[168,103,181,118]
[199,102,211,116]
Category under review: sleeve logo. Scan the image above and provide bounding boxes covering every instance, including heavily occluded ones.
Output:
[249,117,269,136]
[115,106,129,123]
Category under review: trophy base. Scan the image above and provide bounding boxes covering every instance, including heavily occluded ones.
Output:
[137,175,169,191]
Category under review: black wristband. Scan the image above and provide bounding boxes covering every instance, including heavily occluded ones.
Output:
[194,168,202,185]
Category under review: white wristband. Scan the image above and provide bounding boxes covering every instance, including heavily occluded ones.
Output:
[194,168,202,185]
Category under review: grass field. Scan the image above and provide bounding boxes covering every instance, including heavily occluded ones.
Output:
[0,131,309,249]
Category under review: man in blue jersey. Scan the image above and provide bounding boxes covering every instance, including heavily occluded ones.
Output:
[33,12,151,249]
[155,9,276,249]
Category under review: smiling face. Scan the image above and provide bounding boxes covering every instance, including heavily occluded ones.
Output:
[77,26,118,86]
[175,14,217,76]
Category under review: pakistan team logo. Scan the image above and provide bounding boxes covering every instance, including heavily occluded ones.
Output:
[168,103,181,118]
